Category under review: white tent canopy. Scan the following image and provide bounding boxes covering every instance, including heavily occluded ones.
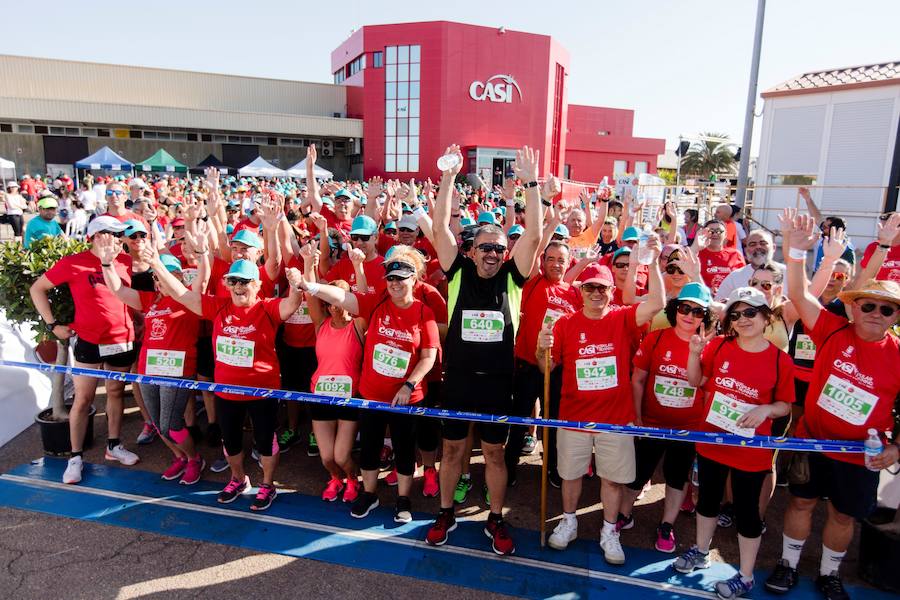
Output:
[285,158,333,180]
[238,156,287,178]
[0,157,16,183]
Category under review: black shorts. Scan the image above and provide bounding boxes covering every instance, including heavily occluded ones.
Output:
[73,337,136,368]
[789,452,880,521]
[195,336,214,379]
[794,378,810,408]
[310,403,359,422]
[627,437,695,491]
[277,343,318,392]
[442,371,513,445]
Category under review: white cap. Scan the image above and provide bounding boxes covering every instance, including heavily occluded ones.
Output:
[398,214,419,231]
[87,215,128,237]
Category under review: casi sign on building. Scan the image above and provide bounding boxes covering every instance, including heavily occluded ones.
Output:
[469,75,523,103]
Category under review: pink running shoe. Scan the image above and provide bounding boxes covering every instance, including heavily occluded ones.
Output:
[343,477,360,503]
[384,468,398,486]
[180,457,205,485]
[655,522,677,553]
[322,476,344,502]
[161,456,188,481]
[422,466,439,498]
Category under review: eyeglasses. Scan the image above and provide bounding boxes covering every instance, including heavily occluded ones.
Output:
[128,232,147,240]
[225,277,252,287]
[399,227,416,233]
[665,265,684,275]
[106,190,125,196]
[476,243,506,254]
[613,262,630,269]
[857,301,899,318]
[830,272,848,281]
[707,229,725,235]
[385,274,411,282]
[728,306,762,321]
[581,283,610,295]
[350,234,371,242]
[676,303,707,318]
[749,279,774,291]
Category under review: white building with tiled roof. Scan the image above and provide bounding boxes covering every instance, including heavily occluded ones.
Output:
[752,60,900,244]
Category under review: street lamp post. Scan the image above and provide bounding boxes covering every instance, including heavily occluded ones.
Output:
[735,0,766,208]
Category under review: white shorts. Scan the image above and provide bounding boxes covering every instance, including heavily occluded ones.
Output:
[557,428,636,484]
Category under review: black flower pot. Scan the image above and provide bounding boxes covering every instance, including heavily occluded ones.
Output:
[35,404,96,456]
[859,506,900,593]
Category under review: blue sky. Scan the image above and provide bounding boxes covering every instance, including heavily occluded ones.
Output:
[1,0,897,153]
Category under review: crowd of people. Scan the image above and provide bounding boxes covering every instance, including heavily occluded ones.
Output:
[14,142,900,600]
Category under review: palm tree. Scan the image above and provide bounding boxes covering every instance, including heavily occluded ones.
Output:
[679,133,736,179]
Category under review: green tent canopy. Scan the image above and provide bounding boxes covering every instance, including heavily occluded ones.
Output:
[135,149,188,173]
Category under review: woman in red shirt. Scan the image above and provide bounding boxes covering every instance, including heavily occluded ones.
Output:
[296,251,439,524]
[674,286,794,600]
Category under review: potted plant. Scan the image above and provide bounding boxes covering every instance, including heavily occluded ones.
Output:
[0,236,96,455]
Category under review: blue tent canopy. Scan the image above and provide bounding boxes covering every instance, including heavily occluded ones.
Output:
[74,146,134,170]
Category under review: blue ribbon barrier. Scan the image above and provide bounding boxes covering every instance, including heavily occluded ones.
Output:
[0,359,865,454]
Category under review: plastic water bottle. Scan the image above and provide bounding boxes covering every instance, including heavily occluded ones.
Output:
[437,153,461,172]
[864,428,883,471]
[637,224,655,265]
[690,458,699,487]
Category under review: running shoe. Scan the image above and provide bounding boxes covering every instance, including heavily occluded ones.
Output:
[384,468,398,486]
[816,572,850,600]
[521,435,537,455]
[547,518,578,551]
[180,457,205,485]
[425,510,457,546]
[105,444,139,466]
[277,428,301,453]
[137,422,157,445]
[250,447,263,469]
[161,456,188,481]
[616,512,634,531]
[422,466,439,498]
[250,483,277,511]
[484,517,515,556]
[350,491,379,518]
[210,457,229,473]
[63,455,83,484]
[655,522,676,553]
[673,546,711,573]
[343,477,360,503]
[379,444,393,469]
[307,432,319,457]
[599,528,625,564]
[714,574,753,600]
[717,503,735,528]
[681,492,696,514]
[548,471,562,489]
[453,475,472,504]
[482,483,491,506]
[394,496,413,524]
[584,462,595,479]
[322,476,344,502]
[765,559,799,594]
[217,475,251,504]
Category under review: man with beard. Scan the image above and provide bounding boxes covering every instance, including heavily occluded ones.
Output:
[715,230,787,301]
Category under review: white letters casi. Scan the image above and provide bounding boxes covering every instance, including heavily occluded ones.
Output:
[469,75,523,103]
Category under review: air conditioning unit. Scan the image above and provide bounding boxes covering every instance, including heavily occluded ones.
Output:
[322,140,334,157]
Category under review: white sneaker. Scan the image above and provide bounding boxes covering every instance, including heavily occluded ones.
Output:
[63,456,83,484]
[548,518,578,550]
[600,528,626,565]
[105,444,139,466]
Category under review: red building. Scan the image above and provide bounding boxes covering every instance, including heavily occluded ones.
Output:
[331,21,664,185]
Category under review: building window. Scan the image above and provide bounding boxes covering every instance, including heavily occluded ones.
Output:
[384,44,421,172]
[334,69,345,84]
[563,164,571,179]
[614,160,628,174]
[634,161,648,175]
[373,51,383,68]
[348,54,366,77]
[15,124,34,134]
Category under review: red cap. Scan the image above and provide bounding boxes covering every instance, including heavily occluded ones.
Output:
[171,218,186,227]
[576,263,614,287]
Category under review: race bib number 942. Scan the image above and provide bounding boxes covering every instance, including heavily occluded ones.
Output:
[575,357,617,391]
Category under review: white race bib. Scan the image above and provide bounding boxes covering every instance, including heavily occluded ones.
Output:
[542,308,566,329]
[286,301,312,325]
[98,341,133,357]
[794,334,816,361]
[145,349,185,377]
[575,356,617,391]
[314,375,353,398]
[372,343,412,379]
[817,374,879,426]
[653,375,697,408]
[215,336,255,368]
[461,309,505,342]
[705,391,756,438]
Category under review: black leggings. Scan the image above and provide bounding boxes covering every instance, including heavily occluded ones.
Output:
[216,397,279,458]
[416,381,442,454]
[505,360,561,474]
[627,438,695,491]
[696,455,767,539]
[359,410,417,476]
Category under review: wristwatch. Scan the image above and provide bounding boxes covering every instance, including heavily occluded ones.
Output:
[523,181,539,189]
[403,381,416,392]
[45,321,60,333]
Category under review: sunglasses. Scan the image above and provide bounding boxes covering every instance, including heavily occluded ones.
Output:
[857,301,899,318]
[707,229,725,235]
[830,272,848,281]
[128,232,147,240]
[613,261,630,269]
[385,274,411,282]
[106,190,125,196]
[509,234,521,240]
[225,277,252,287]
[676,303,707,318]
[665,265,684,275]
[728,306,762,321]
[99,230,124,238]
[581,283,610,294]
[749,279,774,291]
[476,243,507,254]
[384,229,398,235]
[350,234,371,242]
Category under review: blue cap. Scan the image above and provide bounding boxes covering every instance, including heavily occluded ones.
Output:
[225,259,260,281]
[553,224,570,238]
[622,226,641,241]
[677,282,712,308]
[123,219,148,237]
[494,206,506,216]
[335,188,354,200]
[508,224,525,237]
[231,229,263,249]
[383,221,398,231]
[158,253,183,273]
[477,211,496,225]
[460,217,475,228]
[401,202,412,213]
[384,246,397,260]
[612,247,632,260]
[225,224,235,235]
[226,199,239,210]
[350,215,377,236]
[321,196,335,208]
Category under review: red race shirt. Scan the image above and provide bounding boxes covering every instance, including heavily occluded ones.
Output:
[355,293,439,404]
[633,328,706,429]
[44,250,134,345]
[697,336,795,472]
[326,256,386,295]
[230,218,260,239]
[322,206,353,237]
[137,292,201,378]
[796,310,900,465]
[699,248,745,294]
[201,295,284,401]
[281,256,316,348]
[860,242,900,284]
[552,305,641,424]
[515,277,581,364]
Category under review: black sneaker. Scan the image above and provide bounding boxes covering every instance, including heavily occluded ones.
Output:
[217,475,250,504]
[717,503,735,528]
[350,491,379,519]
[765,559,799,594]
[307,432,320,457]
[549,471,562,489]
[816,572,849,600]
[250,483,277,512]
[394,495,413,523]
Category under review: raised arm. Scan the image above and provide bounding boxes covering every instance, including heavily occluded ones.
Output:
[279,268,306,321]
[144,246,203,316]
[348,248,369,294]
[296,277,360,316]
[433,145,464,270]
[635,236,665,325]
[686,325,715,387]
[781,208,824,330]
[96,235,142,311]
[365,177,383,222]
[512,146,544,277]
[305,145,323,213]
[259,193,284,282]
[798,187,823,226]
[850,213,900,290]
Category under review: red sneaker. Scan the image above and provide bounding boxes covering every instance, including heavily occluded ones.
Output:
[384,468,398,486]
[379,445,394,470]
[422,466,439,498]
[425,511,457,546]
[342,477,360,503]
[322,476,344,502]
[484,517,515,555]
[681,493,696,514]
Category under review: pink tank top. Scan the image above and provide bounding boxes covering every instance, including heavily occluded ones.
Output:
[310,317,363,398]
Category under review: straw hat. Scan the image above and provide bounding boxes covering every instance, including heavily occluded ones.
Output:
[838,279,900,306]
